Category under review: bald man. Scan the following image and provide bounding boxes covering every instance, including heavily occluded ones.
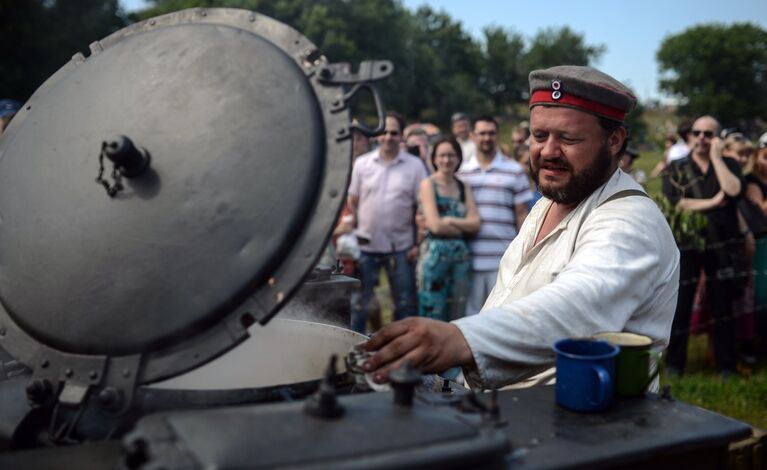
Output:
[662,115,744,378]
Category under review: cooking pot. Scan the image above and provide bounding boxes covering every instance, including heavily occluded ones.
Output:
[150,319,366,390]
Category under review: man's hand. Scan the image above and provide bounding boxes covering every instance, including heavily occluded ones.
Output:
[363,317,474,383]
[406,245,419,264]
[709,137,724,160]
[712,190,726,206]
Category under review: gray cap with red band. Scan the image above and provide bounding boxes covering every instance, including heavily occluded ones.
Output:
[528,65,637,123]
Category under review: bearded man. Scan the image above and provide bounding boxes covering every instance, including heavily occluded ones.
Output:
[362,66,680,390]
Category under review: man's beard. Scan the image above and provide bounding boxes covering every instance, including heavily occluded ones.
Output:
[479,141,495,155]
[531,143,614,205]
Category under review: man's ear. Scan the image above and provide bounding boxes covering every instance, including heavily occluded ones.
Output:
[609,126,628,156]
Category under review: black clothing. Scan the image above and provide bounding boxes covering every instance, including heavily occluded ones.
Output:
[666,251,738,373]
[745,173,767,199]
[663,155,745,248]
[662,154,745,373]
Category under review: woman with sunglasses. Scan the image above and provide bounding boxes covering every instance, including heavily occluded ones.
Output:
[417,137,480,322]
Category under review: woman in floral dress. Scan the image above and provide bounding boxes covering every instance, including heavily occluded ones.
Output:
[417,137,480,321]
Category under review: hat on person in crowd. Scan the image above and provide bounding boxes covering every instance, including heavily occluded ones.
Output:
[528,66,637,123]
[720,127,743,140]
[625,146,640,160]
[723,133,748,149]
[450,112,469,124]
[0,99,21,119]
[759,132,767,149]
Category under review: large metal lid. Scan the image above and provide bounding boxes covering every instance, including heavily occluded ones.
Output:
[0,8,391,393]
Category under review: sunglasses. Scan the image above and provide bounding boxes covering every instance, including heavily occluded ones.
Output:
[691,130,715,138]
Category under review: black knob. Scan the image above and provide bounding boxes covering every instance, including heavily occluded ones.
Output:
[389,362,422,407]
[97,387,124,411]
[102,136,151,177]
[304,355,344,419]
[26,378,52,404]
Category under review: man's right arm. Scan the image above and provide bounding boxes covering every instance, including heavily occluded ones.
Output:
[347,195,359,218]
[709,138,742,197]
[676,192,724,211]
[347,159,362,219]
[662,161,724,212]
[452,198,679,390]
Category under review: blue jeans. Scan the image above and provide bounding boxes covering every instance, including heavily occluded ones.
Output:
[351,250,417,333]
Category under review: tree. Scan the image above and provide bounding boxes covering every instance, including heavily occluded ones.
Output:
[8,0,611,128]
[524,26,605,74]
[657,23,767,133]
[0,0,128,101]
[406,6,487,123]
[479,26,526,115]
[624,101,648,144]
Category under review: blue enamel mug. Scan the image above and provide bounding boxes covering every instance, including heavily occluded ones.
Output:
[553,338,620,412]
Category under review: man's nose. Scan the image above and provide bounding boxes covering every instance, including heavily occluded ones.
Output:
[540,136,561,157]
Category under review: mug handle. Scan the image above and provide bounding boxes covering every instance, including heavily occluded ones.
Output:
[641,350,663,392]
[590,365,613,408]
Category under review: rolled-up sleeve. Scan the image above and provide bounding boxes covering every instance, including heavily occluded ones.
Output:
[453,202,668,389]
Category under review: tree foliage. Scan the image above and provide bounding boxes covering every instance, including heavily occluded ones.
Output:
[525,26,605,71]
[0,0,128,100]
[2,0,607,128]
[139,0,605,125]
[480,26,526,115]
[657,23,767,132]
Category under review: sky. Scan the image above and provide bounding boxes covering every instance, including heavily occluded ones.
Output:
[121,0,767,102]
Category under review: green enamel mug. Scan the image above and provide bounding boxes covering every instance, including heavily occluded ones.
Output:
[593,332,659,397]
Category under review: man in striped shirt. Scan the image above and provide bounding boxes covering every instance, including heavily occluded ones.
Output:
[458,116,532,316]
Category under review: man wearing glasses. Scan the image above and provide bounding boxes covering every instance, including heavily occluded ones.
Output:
[458,116,532,318]
[348,112,428,334]
[662,115,744,378]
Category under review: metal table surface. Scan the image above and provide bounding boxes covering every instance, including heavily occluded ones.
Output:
[0,385,753,469]
[500,385,752,469]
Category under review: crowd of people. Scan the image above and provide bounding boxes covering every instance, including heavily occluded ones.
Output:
[2,63,765,387]
[339,111,535,334]
[657,119,767,376]
[329,67,767,382]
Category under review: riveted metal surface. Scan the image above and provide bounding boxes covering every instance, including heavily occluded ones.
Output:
[0,8,364,385]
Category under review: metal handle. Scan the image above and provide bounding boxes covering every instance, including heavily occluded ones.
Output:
[344,83,386,137]
[590,365,613,408]
[641,350,663,392]
[318,60,393,138]
[317,60,393,85]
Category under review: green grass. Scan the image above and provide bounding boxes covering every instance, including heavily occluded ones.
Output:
[633,148,664,194]
[661,335,767,429]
